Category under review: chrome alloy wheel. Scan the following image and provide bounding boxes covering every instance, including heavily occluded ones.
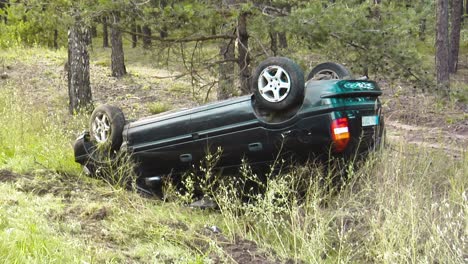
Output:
[257,65,291,103]
[91,113,111,143]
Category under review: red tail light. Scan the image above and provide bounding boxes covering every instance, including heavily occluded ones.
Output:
[331,117,350,153]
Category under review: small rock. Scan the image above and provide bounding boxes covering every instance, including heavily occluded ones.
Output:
[0,72,8,79]
[205,225,221,234]
[189,197,218,209]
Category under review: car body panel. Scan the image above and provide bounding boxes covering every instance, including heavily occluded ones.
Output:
[74,79,384,179]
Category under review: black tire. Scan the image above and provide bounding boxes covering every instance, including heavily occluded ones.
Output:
[252,57,305,111]
[307,62,352,81]
[89,105,125,151]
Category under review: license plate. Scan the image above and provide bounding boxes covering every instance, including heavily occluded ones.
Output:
[362,115,379,126]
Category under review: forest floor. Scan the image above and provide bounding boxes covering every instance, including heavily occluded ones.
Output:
[0,46,466,263]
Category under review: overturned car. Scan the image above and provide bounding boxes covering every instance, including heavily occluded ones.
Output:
[74,57,384,189]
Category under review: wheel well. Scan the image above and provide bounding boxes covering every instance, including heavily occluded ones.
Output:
[251,94,302,124]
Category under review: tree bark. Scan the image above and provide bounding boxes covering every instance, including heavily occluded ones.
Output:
[131,22,137,48]
[436,0,450,93]
[0,0,8,24]
[270,30,278,56]
[53,29,58,49]
[450,0,462,73]
[419,18,426,41]
[68,18,92,114]
[237,12,251,95]
[91,26,97,38]
[142,25,152,49]
[160,25,168,39]
[102,16,109,48]
[278,32,288,49]
[218,39,235,100]
[110,12,126,77]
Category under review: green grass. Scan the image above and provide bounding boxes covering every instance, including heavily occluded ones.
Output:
[0,184,87,263]
[0,85,84,174]
[148,101,172,115]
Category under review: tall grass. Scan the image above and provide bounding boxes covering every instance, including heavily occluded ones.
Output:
[0,183,87,262]
[0,81,85,174]
[189,146,467,263]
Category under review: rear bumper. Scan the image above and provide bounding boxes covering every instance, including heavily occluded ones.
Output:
[344,114,385,156]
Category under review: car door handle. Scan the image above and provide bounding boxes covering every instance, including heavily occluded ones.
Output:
[248,142,263,152]
[180,154,192,162]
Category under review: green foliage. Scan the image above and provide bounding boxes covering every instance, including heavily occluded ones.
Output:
[284,1,436,87]
[0,0,447,92]
[148,101,172,114]
[0,0,73,48]
[0,184,87,262]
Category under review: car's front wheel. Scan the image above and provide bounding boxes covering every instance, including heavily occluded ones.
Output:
[252,57,305,111]
[89,104,125,151]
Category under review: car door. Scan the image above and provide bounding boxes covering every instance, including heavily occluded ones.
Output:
[189,98,272,169]
[126,110,193,176]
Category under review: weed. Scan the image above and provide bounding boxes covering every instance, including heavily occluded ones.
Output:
[84,147,138,191]
[148,101,172,115]
[175,143,466,263]
[168,82,190,95]
[94,60,110,67]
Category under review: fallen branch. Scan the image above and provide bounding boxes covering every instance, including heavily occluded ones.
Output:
[120,28,236,43]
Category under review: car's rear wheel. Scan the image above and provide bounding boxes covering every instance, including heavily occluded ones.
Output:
[89,105,125,151]
[307,62,352,81]
[253,57,305,111]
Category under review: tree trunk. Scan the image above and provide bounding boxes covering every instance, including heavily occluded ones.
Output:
[53,29,58,49]
[91,26,97,38]
[131,22,137,48]
[218,39,235,100]
[237,12,250,95]
[419,18,426,41]
[68,18,92,114]
[269,30,278,56]
[277,4,290,49]
[102,16,109,48]
[110,12,126,77]
[436,0,450,93]
[450,0,462,73]
[142,25,152,49]
[0,0,8,24]
[278,32,288,49]
[160,25,168,39]
[461,0,465,23]
[85,27,92,46]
